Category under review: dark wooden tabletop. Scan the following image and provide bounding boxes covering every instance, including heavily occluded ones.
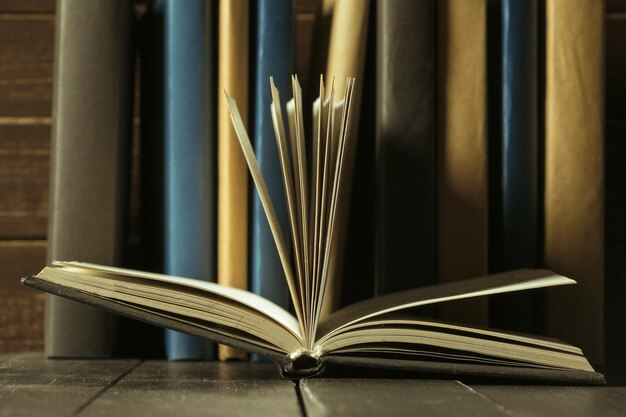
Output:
[2,352,625,417]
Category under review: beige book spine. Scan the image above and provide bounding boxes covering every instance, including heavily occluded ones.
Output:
[437,0,489,326]
[545,0,604,364]
[217,0,249,361]
[317,0,370,318]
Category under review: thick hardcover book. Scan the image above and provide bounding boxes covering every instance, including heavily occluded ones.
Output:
[251,0,293,314]
[489,0,540,333]
[217,0,249,361]
[437,0,489,326]
[314,0,370,318]
[26,78,604,384]
[45,0,135,358]
[376,0,436,294]
[161,0,216,360]
[544,0,604,364]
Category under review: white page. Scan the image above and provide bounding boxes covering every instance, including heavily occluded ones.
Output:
[54,261,303,341]
[317,269,575,341]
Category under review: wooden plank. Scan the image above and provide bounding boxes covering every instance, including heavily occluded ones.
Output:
[0,123,49,238]
[0,241,46,353]
[0,1,55,13]
[300,379,505,417]
[0,15,54,117]
[607,14,626,121]
[0,352,19,364]
[0,352,139,417]
[81,361,301,417]
[473,385,626,417]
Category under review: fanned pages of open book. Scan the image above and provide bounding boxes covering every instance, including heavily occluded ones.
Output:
[23,76,604,384]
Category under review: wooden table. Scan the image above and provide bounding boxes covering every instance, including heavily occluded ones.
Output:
[2,352,625,416]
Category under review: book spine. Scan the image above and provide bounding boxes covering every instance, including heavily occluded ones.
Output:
[45,0,135,357]
[161,0,216,360]
[489,0,540,332]
[251,1,293,311]
[317,0,371,318]
[218,0,249,361]
[340,4,376,308]
[605,3,626,382]
[375,0,436,294]
[544,0,604,364]
[437,0,489,326]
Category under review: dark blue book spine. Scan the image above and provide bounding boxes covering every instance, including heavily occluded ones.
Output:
[162,0,216,360]
[490,0,539,331]
[250,0,293,324]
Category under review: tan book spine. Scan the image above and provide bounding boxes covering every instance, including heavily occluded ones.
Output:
[437,0,489,326]
[317,0,370,318]
[217,0,249,361]
[545,0,604,364]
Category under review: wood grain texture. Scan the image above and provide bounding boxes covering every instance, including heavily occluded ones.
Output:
[301,379,505,417]
[474,385,626,417]
[0,15,54,117]
[81,361,301,417]
[0,241,46,352]
[0,123,49,238]
[0,352,139,417]
[0,1,55,13]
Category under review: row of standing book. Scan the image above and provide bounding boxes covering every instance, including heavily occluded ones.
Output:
[46,0,605,366]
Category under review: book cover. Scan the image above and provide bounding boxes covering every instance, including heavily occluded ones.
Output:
[45,0,135,358]
[437,0,489,326]
[313,0,370,318]
[251,0,293,318]
[489,0,541,333]
[376,0,436,295]
[218,0,249,361]
[544,0,605,364]
[341,4,376,308]
[160,0,216,360]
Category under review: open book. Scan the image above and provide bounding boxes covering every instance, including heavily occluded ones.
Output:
[23,76,603,384]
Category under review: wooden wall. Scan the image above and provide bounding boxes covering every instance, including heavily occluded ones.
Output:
[0,1,54,352]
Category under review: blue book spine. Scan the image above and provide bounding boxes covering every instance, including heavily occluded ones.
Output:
[490,0,539,332]
[251,0,293,326]
[502,0,537,268]
[162,0,216,360]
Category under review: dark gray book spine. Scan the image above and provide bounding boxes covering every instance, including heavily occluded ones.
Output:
[375,0,436,294]
[45,0,135,358]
